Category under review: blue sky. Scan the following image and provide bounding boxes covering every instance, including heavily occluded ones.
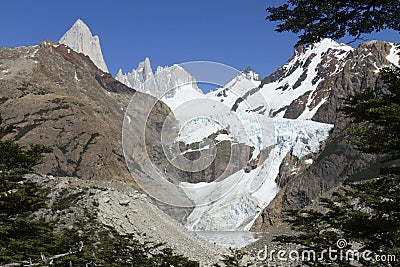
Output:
[1,0,399,79]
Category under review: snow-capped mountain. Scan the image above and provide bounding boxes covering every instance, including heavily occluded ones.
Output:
[209,39,353,120]
[116,57,153,90]
[116,57,204,110]
[115,40,352,230]
[205,67,262,110]
[113,36,400,232]
[60,19,109,72]
[252,39,400,231]
[128,38,399,231]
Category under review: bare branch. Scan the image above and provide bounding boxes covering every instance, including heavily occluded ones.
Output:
[0,241,84,267]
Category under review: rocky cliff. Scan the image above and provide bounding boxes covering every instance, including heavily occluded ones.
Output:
[251,40,399,231]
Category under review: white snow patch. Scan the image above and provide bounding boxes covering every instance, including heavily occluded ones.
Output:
[30,49,39,58]
[163,84,206,111]
[182,145,210,154]
[386,44,400,67]
[215,134,233,142]
[298,97,329,120]
[373,62,381,73]
[305,159,313,164]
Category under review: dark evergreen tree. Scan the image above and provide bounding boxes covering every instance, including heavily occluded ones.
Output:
[0,116,57,264]
[266,0,400,45]
[266,1,400,265]
[275,180,400,266]
[343,67,400,175]
[0,115,200,266]
[274,68,400,266]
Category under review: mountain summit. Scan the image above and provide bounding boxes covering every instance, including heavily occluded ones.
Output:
[59,19,109,72]
[116,57,202,107]
[116,57,154,91]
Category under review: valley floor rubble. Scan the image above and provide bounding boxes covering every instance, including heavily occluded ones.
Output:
[28,174,227,266]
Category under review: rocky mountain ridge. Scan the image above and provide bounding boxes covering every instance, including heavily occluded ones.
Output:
[0,40,172,185]
[251,40,399,231]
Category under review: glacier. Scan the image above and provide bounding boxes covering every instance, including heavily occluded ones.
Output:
[119,38,356,231]
[179,115,333,231]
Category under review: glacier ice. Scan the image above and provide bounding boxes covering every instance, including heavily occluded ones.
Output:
[180,116,333,231]
[119,39,351,231]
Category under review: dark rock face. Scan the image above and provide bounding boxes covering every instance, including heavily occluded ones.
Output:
[313,40,394,124]
[275,152,301,188]
[283,91,310,119]
[0,41,137,181]
[251,40,396,231]
[144,122,256,184]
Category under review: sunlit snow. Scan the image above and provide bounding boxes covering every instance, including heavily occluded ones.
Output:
[117,38,400,232]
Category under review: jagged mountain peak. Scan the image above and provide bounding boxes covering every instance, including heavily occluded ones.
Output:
[115,58,201,103]
[242,67,261,81]
[116,68,123,77]
[355,39,399,64]
[71,19,90,31]
[136,56,153,80]
[264,38,352,85]
[59,19,109,73]
[115,57,152,90]
[243,66,254,72]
